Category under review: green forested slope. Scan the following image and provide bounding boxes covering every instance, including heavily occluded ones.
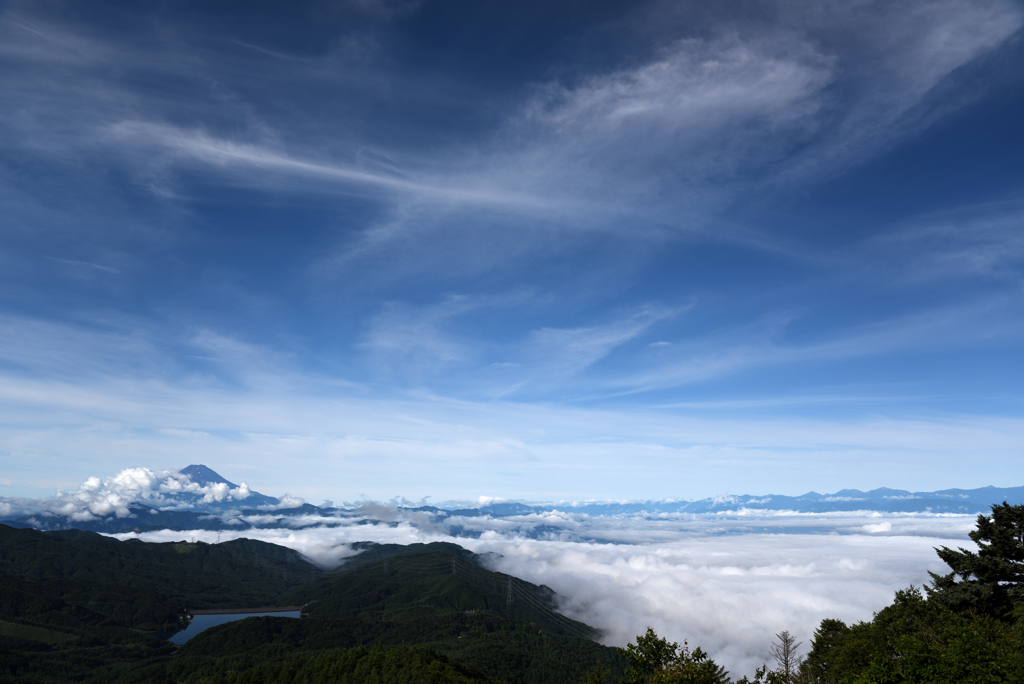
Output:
[161,612,623,684]
[0,575,181,634]
[0,526,315,610]
[123,644,497,684]
[0,526,624,684]
[282,541,600,639]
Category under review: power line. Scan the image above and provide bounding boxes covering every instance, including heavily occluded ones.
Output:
[448,558,597,639]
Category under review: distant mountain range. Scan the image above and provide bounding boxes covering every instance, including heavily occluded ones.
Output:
[3,465,1022,536]
[516,485,1024,516]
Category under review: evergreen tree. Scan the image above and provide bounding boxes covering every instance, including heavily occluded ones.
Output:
[620,628,729,684]
[648,643,730,684]
[580,662,612,684]
[800,618,853,683]
[926,502,1024,618]
[621,628,682,684]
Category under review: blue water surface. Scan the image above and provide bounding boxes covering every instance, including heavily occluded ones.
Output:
[169,611,301,644]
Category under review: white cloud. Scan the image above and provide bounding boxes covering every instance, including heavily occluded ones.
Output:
[5,0,1017,261]
[5,467,255,520]
[514,33,833,192]
[524,307,677,380]
[854,208,1024,287]
[361,296,480,370]
[610,294,1024,394]
[257,494,306,511]
[473,528,952,676]
[354,298,681,394]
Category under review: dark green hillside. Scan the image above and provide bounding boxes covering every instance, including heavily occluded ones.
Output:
[0,525,317,609]
[103,613,623,684]
[0,523,324,681]
[210,645,496,684]
[283,541,600,640]
[118,542,625,684]
[120,644,498,684]
[158,611,623,684]
[0,527,623,684]
[0,575,181,634]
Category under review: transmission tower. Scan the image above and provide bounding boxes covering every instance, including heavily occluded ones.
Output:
[452,558,457,575]
[506,577,513,606]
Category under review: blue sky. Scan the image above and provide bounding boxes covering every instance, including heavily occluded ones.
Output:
[1,0,1023,502]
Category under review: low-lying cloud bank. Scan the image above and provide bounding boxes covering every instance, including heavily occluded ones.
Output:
[110,508,972,677]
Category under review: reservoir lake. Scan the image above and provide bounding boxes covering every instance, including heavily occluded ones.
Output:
[169,610,301,644]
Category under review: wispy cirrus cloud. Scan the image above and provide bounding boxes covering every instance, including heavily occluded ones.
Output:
[4,0,1018,250]
[361,296,483,372]
[609,294,1024,394]
[521,306,679,382]
[358,299,679,394]
[852,206,1024,286]
[104,122,563,211]
[0,309,1023,500]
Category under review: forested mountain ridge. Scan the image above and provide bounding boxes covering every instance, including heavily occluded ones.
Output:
[0,525,624,683]
[0,525,316,611]
[280,541,602,640]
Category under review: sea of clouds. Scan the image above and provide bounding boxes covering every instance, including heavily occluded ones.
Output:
[109,506,973,677]
[1,467,978,675]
